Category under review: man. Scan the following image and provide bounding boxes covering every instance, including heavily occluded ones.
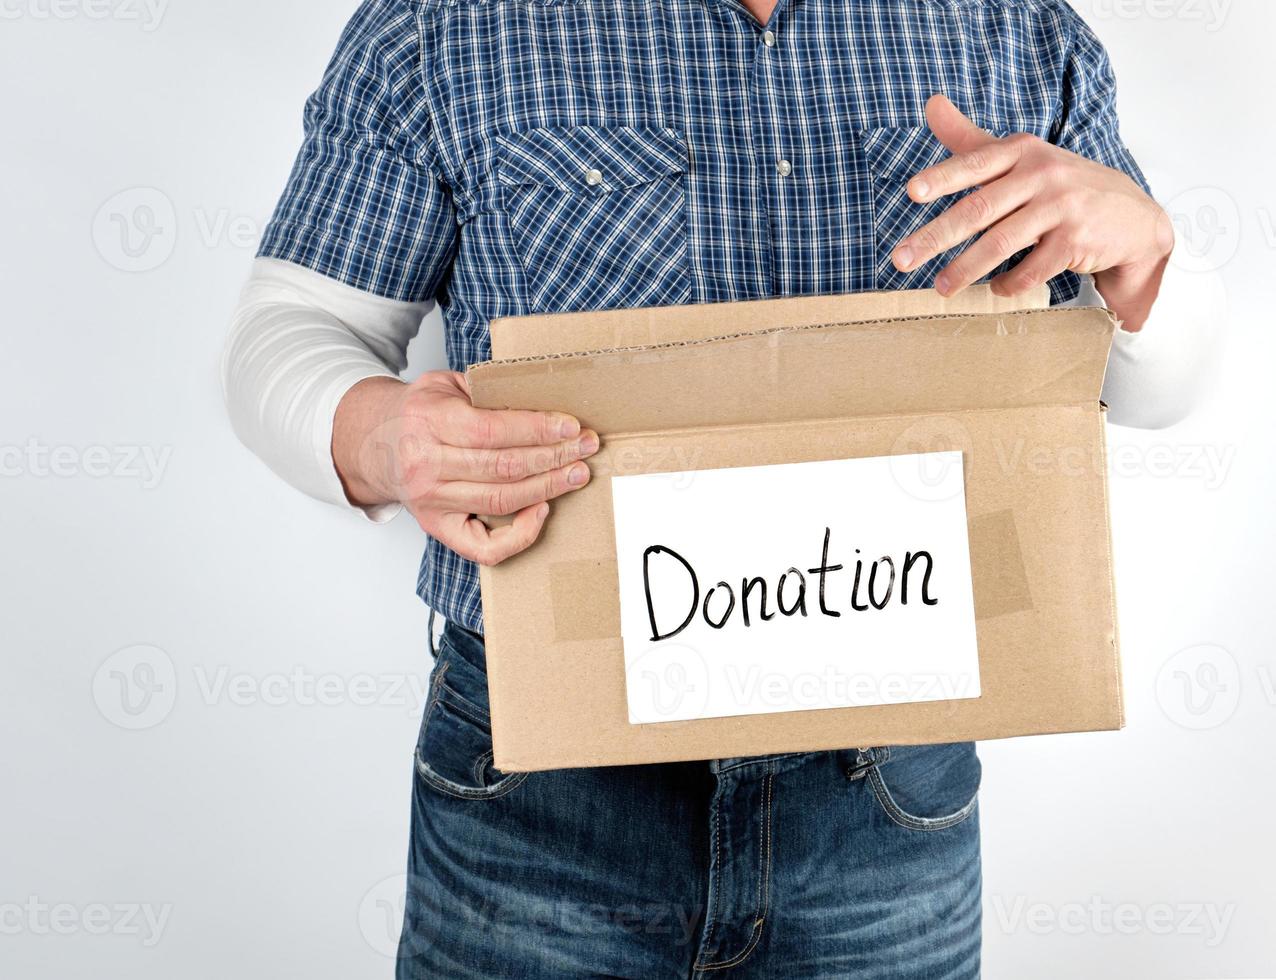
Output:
[224,1,1210,975]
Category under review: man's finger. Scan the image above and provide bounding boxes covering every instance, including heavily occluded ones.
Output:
[447,402,581,449]
[988,232,1074,298]
[437,461,592,516]
[436,431,600,482]
[893,175,1034,272]
[437,504,551,567]
[909,140,1022,205]
[924,93,990,155]
[935,208,1053,296]
[909,95,1021,204]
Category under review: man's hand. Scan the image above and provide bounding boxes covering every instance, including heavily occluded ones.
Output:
[333,373,599,566]
[891,94,1175,332]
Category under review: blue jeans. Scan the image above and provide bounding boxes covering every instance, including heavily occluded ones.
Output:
[397,622,982,979]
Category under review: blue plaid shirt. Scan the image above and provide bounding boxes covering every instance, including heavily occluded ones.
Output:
[259,0,1148,633]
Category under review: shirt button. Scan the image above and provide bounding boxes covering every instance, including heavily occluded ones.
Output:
[776,159,792,177]
[762,29,776,47]
[585,168,603,186]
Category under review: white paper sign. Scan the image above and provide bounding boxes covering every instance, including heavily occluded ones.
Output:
[610,451,981,724]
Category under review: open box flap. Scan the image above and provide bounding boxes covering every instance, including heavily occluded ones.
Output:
[490,283,1052,359]
[469,307,1117,435]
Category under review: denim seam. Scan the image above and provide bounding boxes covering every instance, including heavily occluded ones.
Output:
[419,661,450,735]
[866,766,978,832]
[433,636,492,726]
[757,768,774,927]
[438,685,491,731]
[694,765,774,972]
[699,790,724,959]
[472,748,495,786]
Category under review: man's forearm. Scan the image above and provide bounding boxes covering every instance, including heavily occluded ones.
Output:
[332,376,410,509]
[221,259,429,518]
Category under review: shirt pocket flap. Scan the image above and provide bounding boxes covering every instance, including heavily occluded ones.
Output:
[860,124,1011,184]
[496,125,688,193]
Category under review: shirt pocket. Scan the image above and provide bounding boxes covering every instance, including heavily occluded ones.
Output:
[495,124,693,314]
[860,124,1014,291]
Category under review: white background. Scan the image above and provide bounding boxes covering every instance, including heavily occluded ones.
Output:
[0,1,1271,977]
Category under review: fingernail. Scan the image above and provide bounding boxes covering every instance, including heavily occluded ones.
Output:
[895,245,915,271]
[910,178,930,200]
[537,503,550,520]
[935,273,951,295]
[567,462,590,486]
[578,432,599,455]
[558,416,580,439]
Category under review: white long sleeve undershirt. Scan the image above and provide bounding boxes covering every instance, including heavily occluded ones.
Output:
[221,241,1217,521]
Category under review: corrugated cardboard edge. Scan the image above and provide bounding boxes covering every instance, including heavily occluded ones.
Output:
[1097,402,1126,730]
[491,283,1052,359]
[468,308,1118,435]
[475,306,1108,367]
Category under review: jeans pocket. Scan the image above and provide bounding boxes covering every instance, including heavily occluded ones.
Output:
[861,742,981,832]
[414,640,528,802]
[496,124,692,314]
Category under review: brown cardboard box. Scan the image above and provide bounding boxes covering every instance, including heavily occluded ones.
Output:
[468,286,1123,772]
